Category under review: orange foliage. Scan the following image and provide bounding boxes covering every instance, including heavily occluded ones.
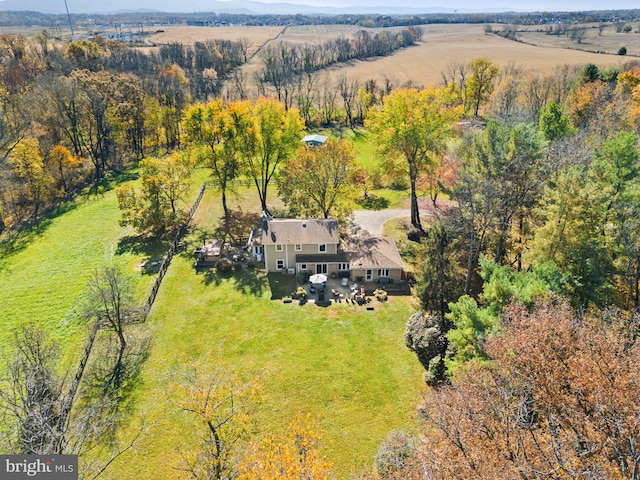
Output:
[238,415,332,480]
[416,298,640,479]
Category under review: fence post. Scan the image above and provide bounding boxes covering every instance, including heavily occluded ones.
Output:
[138,184,205,321]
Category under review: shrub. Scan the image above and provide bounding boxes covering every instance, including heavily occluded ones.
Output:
[215,258,234,273]
[404,312,449,386]
[618,46,627,55]
[375,431,415,479]
[389,177,409,190]
[355,194,390,210]
[374,289,388,301]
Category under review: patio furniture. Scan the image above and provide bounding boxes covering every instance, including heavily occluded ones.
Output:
[341,277,349,287]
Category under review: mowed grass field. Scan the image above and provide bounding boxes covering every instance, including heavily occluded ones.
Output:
[0,171,206,355]
[96,183,424,479]
[0,170,424,477]
[0,187,152,355]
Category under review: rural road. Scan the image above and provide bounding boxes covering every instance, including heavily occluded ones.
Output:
[352,209,431,236]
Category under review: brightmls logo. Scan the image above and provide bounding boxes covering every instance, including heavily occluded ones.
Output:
[1,455,77,479]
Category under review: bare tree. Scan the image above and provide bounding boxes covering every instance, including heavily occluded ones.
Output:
[87,264,136,394]
[569,27,587,44]
[0,325,144,473]
[172,366,259,480]
[337,73,360,127]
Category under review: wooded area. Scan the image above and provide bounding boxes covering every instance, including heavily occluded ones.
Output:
[2,16,640,479]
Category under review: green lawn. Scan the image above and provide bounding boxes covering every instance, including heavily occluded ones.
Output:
[0,170,206,353]
[0,190,149,354]
[109,252,424,478]
[1,161,422,478]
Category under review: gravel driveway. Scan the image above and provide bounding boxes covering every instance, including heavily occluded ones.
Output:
[352,209,430,236]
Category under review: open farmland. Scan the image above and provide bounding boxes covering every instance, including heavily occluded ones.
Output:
[139,23,627,88]
[506,23,640,57]
[321,23,627,87]
[146,25,285,57]
[276,24,410,45]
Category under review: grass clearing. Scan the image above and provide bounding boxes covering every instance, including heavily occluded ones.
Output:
[0,168,208,352]
[0,188,151,352]
[108,246,424,478]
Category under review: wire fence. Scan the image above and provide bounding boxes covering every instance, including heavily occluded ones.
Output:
[140,183,206,318]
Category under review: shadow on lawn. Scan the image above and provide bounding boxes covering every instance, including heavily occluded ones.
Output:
[266,273,297,300]
[0,201,80,271]
[198,266,268,297]
[116,234,171,273]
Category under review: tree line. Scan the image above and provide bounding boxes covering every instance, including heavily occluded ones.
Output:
[357,57,640,479]
[0,25,419,235]
[0,32,247,234]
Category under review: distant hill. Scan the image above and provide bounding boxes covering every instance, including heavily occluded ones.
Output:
[0,0,508,15]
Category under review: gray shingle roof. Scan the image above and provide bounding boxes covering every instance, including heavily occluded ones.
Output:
[345,237,404,270]
[263,218,339,245]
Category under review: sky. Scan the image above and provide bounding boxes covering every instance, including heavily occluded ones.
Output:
[249,0,640,10]
[2,0,640,13]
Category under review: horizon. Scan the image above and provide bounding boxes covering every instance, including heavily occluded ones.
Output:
[1,0,640,14]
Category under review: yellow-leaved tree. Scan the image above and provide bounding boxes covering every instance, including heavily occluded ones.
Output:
[238,415,332,480]
[366,86,462,230]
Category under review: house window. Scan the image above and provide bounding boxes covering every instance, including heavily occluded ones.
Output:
[365,269,373,281]
[295,244,302,251]
[276,244,283,252]
[378,269,390,277]
[300,264,307,270]
[317,264,328,274]
[276,259,285,270]
[318,244,327,253]
[339,263,349,271]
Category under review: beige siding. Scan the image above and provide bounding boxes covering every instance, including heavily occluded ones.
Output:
[265,243,338,273]
[350,268,403,283]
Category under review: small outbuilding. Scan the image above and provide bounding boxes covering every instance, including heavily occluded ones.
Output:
[301,134,328,147]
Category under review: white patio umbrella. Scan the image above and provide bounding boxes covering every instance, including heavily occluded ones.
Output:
[309,273,328,284]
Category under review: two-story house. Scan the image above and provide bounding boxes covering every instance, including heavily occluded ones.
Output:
[252,217,404,284]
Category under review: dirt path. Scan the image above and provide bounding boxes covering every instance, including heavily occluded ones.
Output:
[352,209,421,236]
[352,199,454,236]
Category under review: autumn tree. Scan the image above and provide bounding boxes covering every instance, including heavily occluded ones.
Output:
[416,155,458,208]
[465,58,499,116]
[450,122,548,292]
[182,99,251,216]
[173,365,260,480]
[366,87,462,230]
[277,138,360,220]
[47,144,83,193]
[157,64,191,149]
[416,298,640,480]
[116,153,192,235]
[7,137,55,219]
[238,415,332,480]
[527,164,615,307]
[242,98,305,215]
[590,131,640,308]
